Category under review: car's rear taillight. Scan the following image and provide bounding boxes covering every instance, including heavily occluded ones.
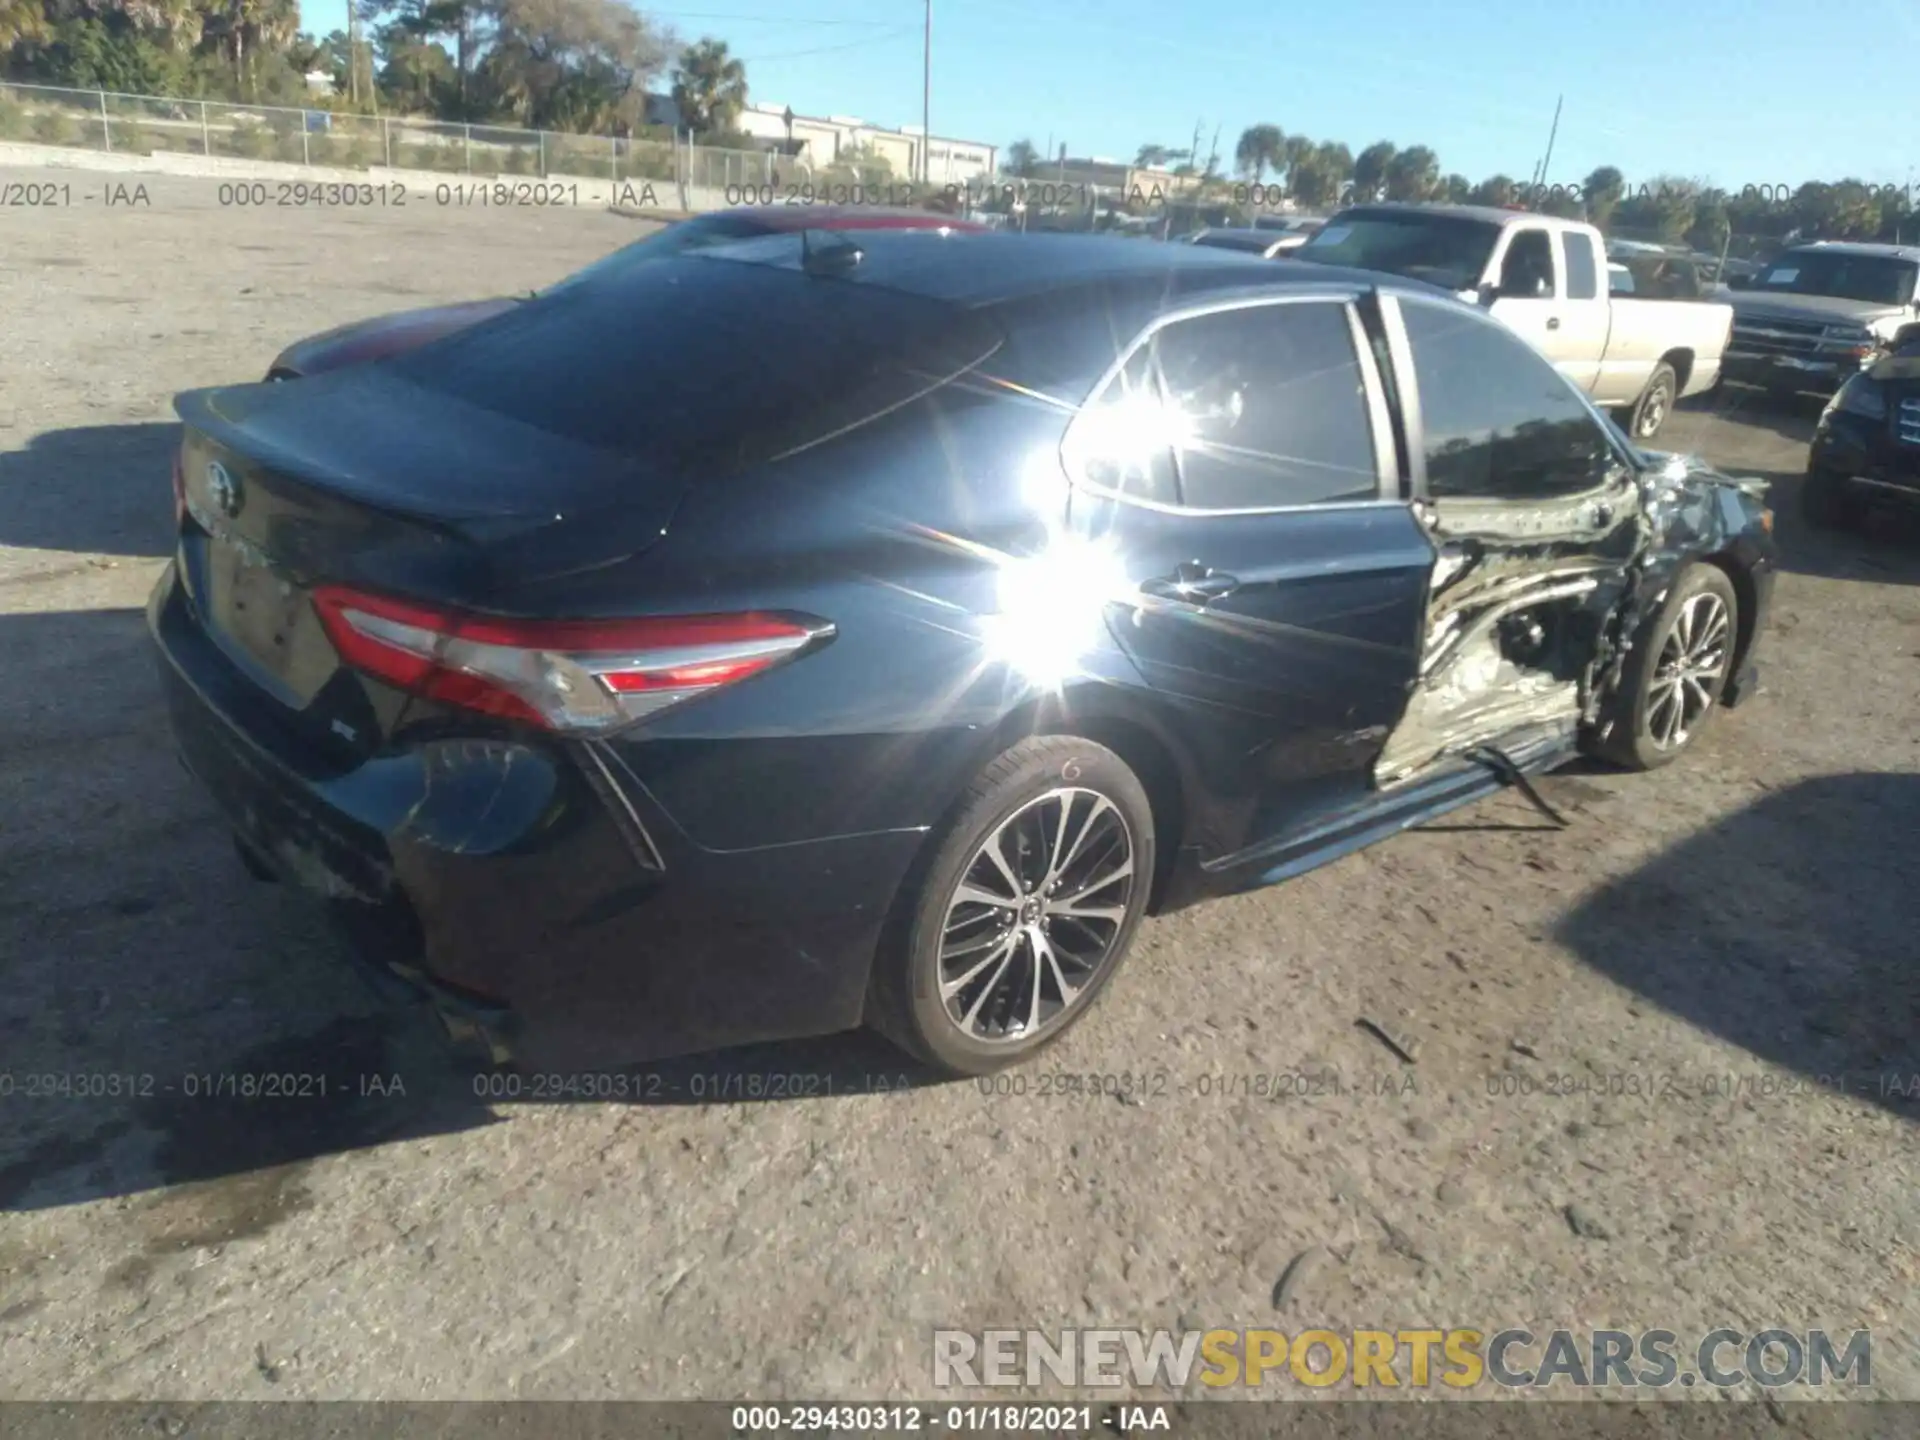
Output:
[310,585,830,734]
[171,446,186,529]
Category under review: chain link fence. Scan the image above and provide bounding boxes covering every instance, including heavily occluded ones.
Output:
[0,80,803,193]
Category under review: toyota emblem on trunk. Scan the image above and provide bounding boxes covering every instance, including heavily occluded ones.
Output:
[206,461,241,517]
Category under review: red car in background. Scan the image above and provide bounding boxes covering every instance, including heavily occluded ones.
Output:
[266,205,987,379]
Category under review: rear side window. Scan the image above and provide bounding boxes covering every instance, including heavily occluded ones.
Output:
[1562,232,1600,300]
[1073,300,1380,511]
[390,256,1003,475]
[1401,299,1616,500]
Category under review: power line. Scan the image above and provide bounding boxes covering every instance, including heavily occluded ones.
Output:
[743,26,915,62]
[645,11,900,24]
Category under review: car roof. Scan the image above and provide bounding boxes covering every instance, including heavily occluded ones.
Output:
[1334,201,1551,227]
[727,204,987,233]
[1781,240,1920,262]
[688,228,1406,307]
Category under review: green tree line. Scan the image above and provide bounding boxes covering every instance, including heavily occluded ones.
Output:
[0,0,770,139]
[1004,129,1913,247]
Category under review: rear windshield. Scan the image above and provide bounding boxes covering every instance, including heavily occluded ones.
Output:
[1298,212,1500,291]
[1757,252,1919,306]
[541,213,782,295]
[388,253,1004,473]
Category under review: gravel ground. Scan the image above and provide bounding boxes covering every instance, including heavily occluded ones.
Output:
[1,170,1917,1405]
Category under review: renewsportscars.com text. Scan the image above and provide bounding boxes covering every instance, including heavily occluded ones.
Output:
[932,1327,1873,1390]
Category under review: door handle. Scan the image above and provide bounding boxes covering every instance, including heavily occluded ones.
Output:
[1141,562,1240,602]
[1546,316,1562,331]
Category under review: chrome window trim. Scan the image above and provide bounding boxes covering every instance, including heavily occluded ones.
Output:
[1373,292,1427,501]
[1059,288,1401,518]
[1345,301,1400,500]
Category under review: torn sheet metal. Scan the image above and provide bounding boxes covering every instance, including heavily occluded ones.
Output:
[1374,448,1768,788]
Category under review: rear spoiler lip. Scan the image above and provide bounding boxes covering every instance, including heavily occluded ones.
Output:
[172,383,525,528]
[171,383,702,590]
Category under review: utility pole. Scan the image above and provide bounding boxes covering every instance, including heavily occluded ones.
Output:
[1536,94,1564,192]
[922,0,932,185]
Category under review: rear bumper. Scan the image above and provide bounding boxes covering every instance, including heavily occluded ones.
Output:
[149,563,925,1068]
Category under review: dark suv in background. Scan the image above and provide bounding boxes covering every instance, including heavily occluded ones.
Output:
[1723,242,1920,396]
[1804,321,1920,527]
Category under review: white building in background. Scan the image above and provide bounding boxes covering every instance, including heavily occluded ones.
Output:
[646,95,995,186]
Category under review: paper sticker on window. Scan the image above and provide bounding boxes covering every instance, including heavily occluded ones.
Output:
[1765,268,1799,284]
[1312,226,1352,246]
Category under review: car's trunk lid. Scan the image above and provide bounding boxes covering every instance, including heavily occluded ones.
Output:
[172,372,692,759]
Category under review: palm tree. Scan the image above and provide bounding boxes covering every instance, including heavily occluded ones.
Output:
[1004,138,1038,178]
[1290,141,1351,209]
[1351,141,1396,204]
[1470,174,1517,207]
[1384,145,1440,202]
[1583,165,1625,230]
[1233,124,1285,186]
[670,37,747,135]
[0,0,52,54]
[214,0,299,96]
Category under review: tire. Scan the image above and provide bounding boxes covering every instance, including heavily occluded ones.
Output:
[1627,362,1678,441]
[867,735,1155,1077]
[1800,466,1864,531]
[1589,564,1740,772]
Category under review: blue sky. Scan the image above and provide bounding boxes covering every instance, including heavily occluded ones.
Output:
[304,0,1917,190]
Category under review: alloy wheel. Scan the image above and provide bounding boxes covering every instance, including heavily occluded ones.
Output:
[936,787,1136,1045]
[1646,590,1731,750]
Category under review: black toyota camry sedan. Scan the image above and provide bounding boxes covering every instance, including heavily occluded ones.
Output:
[152,228,1776,1077]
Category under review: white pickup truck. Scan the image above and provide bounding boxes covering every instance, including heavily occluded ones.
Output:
[1297,204,1733,440]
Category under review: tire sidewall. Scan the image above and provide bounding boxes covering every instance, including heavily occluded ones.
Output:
[898,738,1155,1075]
[1612,565,1739,770]
[1633,364,1677,440]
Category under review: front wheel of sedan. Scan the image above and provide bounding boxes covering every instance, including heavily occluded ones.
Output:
[1589,564,1739,772]
[869,736,1155,1077]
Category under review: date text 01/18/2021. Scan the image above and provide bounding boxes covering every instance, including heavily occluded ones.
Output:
[0,1072,403,1099]
[973,1070,1416,1101]
[731,1404,1166,1432]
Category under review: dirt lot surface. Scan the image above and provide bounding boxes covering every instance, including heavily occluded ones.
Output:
[1,169,1917,1405]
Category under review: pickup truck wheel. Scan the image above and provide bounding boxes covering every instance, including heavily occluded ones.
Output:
[1627,363,1677,441]
[1588,564,1739,772]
